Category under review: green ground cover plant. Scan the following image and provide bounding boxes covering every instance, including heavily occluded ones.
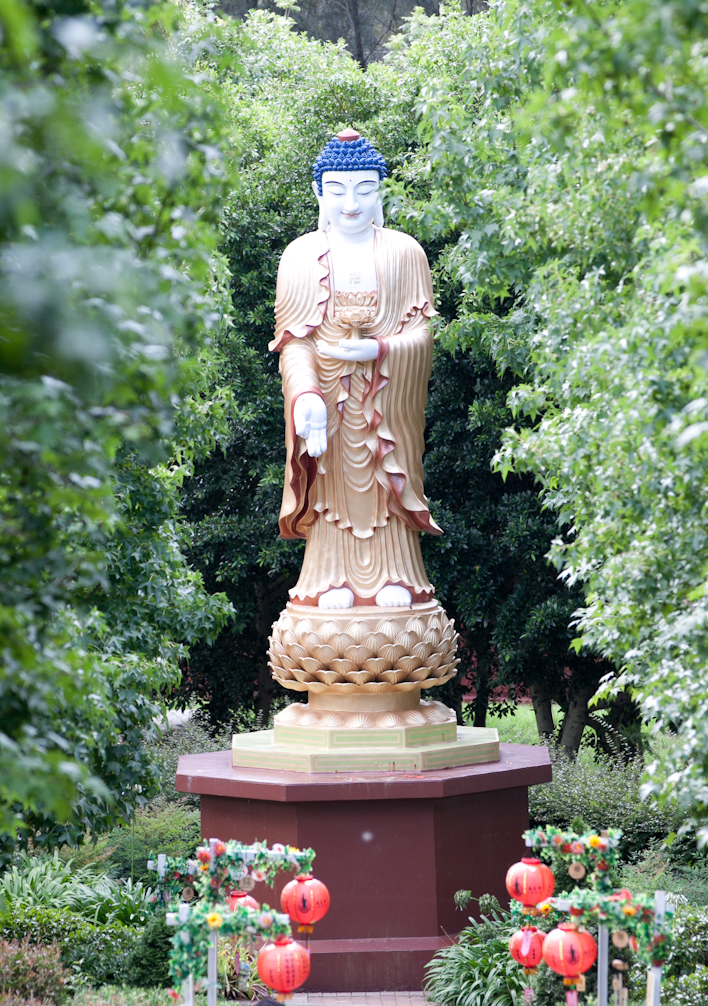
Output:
[0,853,152,927]
[424,896,526,1006]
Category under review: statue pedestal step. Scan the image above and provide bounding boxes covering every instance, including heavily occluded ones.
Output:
[231,725,499,773]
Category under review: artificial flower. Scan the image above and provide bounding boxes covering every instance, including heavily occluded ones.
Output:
[207,911,224,929]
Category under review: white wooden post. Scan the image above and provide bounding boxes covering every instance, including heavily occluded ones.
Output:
[597,923,609,1006]
[646,890,665,1006]
[166,904,195,1006]
[207,929,218,1006]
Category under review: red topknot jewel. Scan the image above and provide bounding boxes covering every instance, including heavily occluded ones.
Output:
[337,128,361,142]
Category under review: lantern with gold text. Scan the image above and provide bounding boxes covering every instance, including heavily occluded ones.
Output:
[505,858,555,913]
[257,935,310,1000]
[281,874,330,934]
[543,923,597,1006]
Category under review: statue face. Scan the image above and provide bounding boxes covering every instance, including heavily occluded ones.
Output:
[316,169,381,235]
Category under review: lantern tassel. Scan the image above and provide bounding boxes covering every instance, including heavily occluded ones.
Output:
[520,927,533,956]
[565,992,578,1006]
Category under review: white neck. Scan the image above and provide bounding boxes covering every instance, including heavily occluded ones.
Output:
[328,226,377,293]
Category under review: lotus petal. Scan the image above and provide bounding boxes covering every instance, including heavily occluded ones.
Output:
[288,643,308,661]
[408,666,433,681]
[344,670,376,685]
[375,619,398,640]
[348,621,368,644]
[405,617,426,638]
[330,658,358,675]
[279,654,300,672]
[393,631,415,651]
[362,657,391,675]
[292,669,316,683]
[315,669,346,685]
[423,628,441,647]
[281,629,297,647]
[299,657,322,674]
[270,664,295,681]
[331,632,355,656]
[302,632,322,653]
[412,641,434,660]
[294,619,313,640]
[394,655,424,674]
[318,620,340,640]
[312,644,338,665]
[344,645,374,665]
[426,652,443,671]
[271,638,286,657]
[379,669,411,685]
[362,632,389,654]
[379,643,407,663]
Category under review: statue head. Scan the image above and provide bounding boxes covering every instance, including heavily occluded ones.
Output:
[312,129,388,233]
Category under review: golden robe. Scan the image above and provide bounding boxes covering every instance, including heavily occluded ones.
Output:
[270,226,442,605]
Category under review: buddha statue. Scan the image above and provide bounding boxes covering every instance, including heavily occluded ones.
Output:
[269,129,442,611]
[259,130,471,755]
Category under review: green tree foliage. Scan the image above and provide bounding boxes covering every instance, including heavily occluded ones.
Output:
[179,3,610,747]
[407,0,708,831]
[0,0,236,854]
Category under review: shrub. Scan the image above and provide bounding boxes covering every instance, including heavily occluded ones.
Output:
[529,756,681,857]
[145,715,235,806]
[0,938,66,1004]
[124,915,172,989]
[662,965,708,1006]
[0,907,141,987]
[103,804,201,885]
[424,896,526,1006]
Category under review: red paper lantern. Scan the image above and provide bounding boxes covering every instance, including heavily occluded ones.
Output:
[257,936,310,994]
[505,858,555,908]
[228,890,259,912]
[509,926,545,970]
[542,923,597,978]
[281,874,330,929]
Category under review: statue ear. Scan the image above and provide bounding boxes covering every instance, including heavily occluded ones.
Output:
[312,180,328,231]
[374,195,384,228]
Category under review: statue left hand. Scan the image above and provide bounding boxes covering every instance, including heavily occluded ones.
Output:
[317,338,379,362]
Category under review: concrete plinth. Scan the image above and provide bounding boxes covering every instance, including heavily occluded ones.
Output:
[176,743,552,991]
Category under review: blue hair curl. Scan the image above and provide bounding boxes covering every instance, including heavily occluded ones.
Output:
[312,135,388,196]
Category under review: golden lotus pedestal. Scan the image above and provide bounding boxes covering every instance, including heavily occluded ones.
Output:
[232,601,499,773]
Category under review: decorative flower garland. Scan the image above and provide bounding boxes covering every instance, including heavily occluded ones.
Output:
[149,839,317,988]
[167,898,291,984]
[148,840,316,906]
[523,826,623,892]
[515,828,673,967]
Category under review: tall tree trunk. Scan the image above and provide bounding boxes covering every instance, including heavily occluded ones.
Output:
[529,679,555,741]
[472,648,493,727]
[559,684,598,758]
[347,0,366,67]
[255,580,276,724]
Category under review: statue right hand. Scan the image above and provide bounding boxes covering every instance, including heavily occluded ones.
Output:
[293,392,327,458]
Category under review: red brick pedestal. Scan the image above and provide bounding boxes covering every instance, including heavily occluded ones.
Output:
[176,744,551,991]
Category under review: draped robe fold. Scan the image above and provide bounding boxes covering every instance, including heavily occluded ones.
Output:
[270,226,442,606]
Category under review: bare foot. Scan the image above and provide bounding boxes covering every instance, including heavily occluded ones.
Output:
[318,587,355,609]
[375,585,412,607]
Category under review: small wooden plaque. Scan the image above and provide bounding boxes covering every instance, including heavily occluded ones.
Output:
[182,886,195,902]
[612,929,630,948]
[239,875,256,891]
[568,862,586,880]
